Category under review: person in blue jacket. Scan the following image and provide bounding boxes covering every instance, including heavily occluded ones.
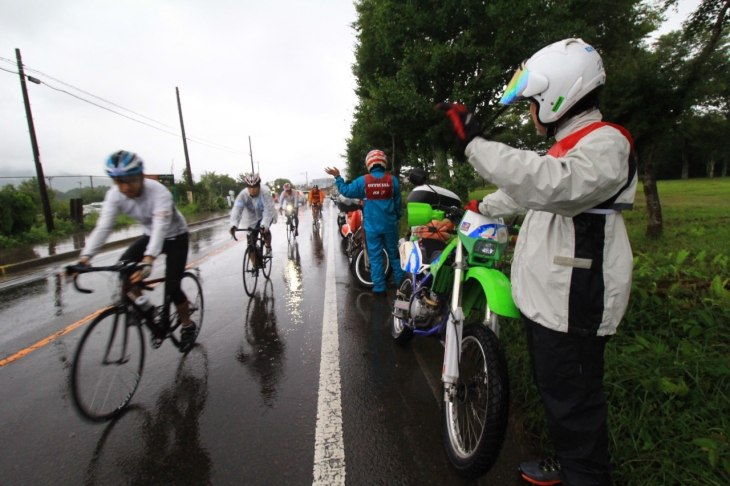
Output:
[325,150,404,296]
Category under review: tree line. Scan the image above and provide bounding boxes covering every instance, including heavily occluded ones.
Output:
[345,0,730,236]
[0,170,298,239]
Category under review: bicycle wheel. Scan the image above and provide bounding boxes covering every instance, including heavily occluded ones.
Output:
[71,307,145,421]
[261,243,272,279]
[286,219,292,242]
[442,324,509,478]
[242,247,259,296]
[172,272,204,337]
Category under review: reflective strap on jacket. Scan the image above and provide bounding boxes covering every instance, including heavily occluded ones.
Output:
[548,121,636,212]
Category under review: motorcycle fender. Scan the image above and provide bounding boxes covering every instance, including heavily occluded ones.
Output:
[462,267,520,318]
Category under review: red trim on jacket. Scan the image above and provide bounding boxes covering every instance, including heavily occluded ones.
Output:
[547,122,634,158]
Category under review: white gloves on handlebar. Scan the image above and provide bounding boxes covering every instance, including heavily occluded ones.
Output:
[137,261,153,279]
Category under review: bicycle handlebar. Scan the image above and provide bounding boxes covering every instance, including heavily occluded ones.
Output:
[230,227,258,241]
[65,261,137,294]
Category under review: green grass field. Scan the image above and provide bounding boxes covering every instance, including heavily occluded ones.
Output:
[476,178,730,485]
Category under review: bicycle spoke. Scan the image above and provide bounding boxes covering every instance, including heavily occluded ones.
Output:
[72,309,144,421]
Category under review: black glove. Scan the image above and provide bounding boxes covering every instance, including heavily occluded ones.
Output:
[435,103,483,152]
[229,226,236,236]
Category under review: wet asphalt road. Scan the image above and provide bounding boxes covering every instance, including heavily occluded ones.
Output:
[0,201,531,485]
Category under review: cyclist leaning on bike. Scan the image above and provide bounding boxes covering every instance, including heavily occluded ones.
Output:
[76,150,198,347]
[308,184,325,218]
[278,183,300,237]
[229,173,276,251]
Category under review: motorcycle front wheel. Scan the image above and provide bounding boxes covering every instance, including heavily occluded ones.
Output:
[442,324,509,478]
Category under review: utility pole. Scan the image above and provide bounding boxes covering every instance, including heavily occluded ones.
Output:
[248,136,255,174]
[301,171,308,187]
[176,87,193,187]
[16,48,54,232]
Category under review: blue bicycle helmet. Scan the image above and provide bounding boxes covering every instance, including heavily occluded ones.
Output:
[106,150,144,177]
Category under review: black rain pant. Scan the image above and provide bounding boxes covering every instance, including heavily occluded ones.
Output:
[523,315,613,486]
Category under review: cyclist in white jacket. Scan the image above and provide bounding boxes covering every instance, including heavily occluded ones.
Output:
[78,151,197,349]
[278,183,300,236]
[439,39,636,486]
[229,173,276,251]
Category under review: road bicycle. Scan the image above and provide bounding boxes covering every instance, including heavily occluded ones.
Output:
[311,203,322,231]
[282,204,297,242]
[66,261,204,421]
[391,168,520,478]
[233,226,272,297]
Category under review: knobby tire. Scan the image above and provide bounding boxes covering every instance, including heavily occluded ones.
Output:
[442,324,509,478]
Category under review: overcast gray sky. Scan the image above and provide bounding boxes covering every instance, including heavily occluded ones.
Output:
[1,0,357,188]
[1,0,699,190]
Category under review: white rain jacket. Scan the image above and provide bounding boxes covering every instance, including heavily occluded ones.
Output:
[466,109,637,336]
[230,186,276,231]
[279,190,300,209]
[82,178,188,259]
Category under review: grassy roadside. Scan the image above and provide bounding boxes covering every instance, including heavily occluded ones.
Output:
[486,178,730,485]
[0,213,136,249]
[0,202,214,250]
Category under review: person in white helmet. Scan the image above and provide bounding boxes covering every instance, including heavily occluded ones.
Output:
[438,38,637,486]
[230,173,276,252]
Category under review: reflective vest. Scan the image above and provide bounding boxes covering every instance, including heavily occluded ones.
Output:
[365,173,393,200]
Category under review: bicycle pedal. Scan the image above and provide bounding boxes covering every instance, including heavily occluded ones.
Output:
[151,336,163,349]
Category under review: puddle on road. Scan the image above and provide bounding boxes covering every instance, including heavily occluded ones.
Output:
[81,347,212,485]
[0,277,49,312]
[237,282,286,408]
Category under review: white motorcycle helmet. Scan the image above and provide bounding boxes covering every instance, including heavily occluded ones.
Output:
[500,38,606,127]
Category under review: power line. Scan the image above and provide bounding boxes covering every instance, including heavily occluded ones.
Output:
[1,55,180,131]
[0,65,18,75]
[0,55,246,154]
[22,64,244,152]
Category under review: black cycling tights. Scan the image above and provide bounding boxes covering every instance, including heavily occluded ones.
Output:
[120,233,189,306]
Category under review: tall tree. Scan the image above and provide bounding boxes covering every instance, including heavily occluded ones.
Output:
[604,1,730,236]
[348,0,659,200]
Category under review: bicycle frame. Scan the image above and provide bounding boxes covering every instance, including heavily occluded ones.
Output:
[69,263,184,346]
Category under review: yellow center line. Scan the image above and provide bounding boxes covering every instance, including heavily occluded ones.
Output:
[0,238,241,369]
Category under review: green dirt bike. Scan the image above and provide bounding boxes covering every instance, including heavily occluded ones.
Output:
[391,168,520,479]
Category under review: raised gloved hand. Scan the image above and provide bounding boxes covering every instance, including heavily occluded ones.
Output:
[464,200,481,214]
[435,103,483,152]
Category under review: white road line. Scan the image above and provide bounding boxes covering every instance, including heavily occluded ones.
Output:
[312,206,346,485]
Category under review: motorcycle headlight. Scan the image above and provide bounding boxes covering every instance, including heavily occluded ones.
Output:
[473,239,497,257]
